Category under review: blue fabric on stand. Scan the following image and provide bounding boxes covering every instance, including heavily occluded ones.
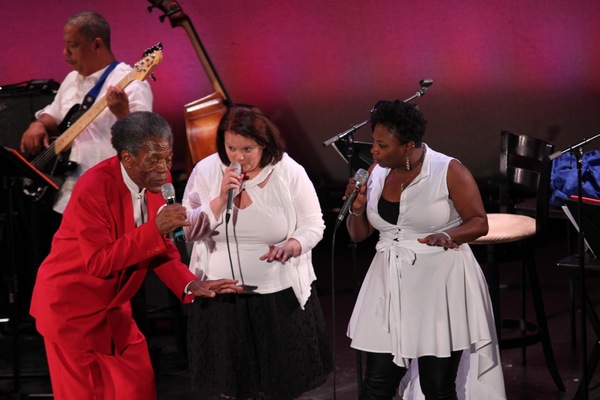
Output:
[550,150,600,206]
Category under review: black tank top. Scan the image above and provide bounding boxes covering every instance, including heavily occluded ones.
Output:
[378,197,399,225]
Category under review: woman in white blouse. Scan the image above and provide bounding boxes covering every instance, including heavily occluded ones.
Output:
[182,104,332,399]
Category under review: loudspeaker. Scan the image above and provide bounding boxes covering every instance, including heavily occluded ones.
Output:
[0,79,59,150]
[0,79,58,317]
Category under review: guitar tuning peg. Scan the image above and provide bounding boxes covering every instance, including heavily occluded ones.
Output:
[150,73,157,82]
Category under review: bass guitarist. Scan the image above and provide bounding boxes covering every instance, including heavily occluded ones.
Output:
[20,11,153,215]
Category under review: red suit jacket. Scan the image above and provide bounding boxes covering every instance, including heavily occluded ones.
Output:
[30,156,196,354]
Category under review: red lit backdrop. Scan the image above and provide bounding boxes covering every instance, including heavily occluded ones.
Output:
[2,0,599,183]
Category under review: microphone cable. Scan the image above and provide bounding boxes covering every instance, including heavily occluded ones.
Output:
[225,163,243,283]
[330,173,368,399]
[225,216,237,281]
[225,198,247,287]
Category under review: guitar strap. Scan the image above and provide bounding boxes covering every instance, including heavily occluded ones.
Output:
[80,60,120,111]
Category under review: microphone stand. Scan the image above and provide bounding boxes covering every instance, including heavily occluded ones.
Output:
[345,129,364,394]
[549,133,600,400]
[324,122,363,396]
[403,78,433,103]
[321,79,434,148]
[322,79,434,397]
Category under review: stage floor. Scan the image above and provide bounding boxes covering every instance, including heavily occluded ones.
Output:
[1,218,599,399]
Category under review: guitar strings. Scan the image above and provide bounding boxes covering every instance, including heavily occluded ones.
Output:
[28,72,132,171]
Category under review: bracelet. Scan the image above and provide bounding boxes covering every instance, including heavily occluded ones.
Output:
[349,206,365,217]
[439,231,452,240]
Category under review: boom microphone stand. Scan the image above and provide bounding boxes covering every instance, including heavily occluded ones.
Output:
[549,132,600,400]
[322,78,434,397]
[322,79,434,148]
[325,128,370,397]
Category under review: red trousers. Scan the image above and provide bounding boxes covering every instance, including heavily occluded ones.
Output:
[44,332,156,400]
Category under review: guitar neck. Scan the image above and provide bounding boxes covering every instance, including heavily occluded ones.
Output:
[53,71,133,154]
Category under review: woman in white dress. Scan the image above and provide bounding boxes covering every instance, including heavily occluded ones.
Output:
[182,104,332,399]
[344,100,506,399]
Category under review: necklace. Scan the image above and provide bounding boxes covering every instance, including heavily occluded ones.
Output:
[396,145,426,193]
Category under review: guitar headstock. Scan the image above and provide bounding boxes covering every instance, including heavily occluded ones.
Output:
[147,0,188,27]
[131,43,163,81]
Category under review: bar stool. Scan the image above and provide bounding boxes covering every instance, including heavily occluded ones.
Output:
[470,130,565,391]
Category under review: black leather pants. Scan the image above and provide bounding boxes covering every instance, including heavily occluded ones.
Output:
[359,350,463,400]
[359,352,407,400]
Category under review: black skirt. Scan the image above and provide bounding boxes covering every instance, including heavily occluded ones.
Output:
[187,286,333,399]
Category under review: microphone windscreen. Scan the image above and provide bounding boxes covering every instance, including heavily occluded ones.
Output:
[161,183,176,200]
[355,168,369,187]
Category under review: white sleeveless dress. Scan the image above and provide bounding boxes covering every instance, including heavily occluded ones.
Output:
[347,145,506,399]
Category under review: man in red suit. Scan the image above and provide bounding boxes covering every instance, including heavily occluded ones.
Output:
[30,111,242,399]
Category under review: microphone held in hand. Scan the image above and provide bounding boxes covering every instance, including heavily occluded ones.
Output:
[160,183,186,243]
[335,168,369,230]
[226,162,242,224]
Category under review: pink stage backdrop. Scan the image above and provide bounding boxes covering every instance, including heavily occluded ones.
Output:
[2,0,599,183]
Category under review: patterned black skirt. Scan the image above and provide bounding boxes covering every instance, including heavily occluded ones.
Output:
[187,286,333,399]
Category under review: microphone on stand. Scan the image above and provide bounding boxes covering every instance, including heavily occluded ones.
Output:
[160,183,186,243]
[335,168,370,230]
[419,78,433,88]
[404,78,434,103]
[226,162,242,224]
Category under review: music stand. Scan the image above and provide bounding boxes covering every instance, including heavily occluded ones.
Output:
[0,146,60,190]
[565,198,600,254]
[563,197,600,258]
[0,145,58,398]
[331,140,373,173]
[561,198,600,399]
[550,134,600,400]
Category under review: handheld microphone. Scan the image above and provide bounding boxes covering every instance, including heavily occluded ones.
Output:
[335,168,369,230]
[226,162,242,224]
[160,183,186,243]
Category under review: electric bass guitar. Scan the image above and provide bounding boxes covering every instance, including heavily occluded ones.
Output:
[148,0,232,169]
[22,44,163,202]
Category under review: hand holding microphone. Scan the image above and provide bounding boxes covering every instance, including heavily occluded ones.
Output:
[225,162,242,224]
[160,183,190,243]
[335,168,369,230]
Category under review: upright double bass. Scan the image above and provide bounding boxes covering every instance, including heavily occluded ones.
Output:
[148,0,231,168]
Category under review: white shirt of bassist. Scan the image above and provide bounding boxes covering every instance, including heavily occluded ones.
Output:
[35,63,153,213]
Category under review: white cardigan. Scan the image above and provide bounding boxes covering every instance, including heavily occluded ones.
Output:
[182,153,325,308]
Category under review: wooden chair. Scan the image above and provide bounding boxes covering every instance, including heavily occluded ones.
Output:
[470,130,565,391]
